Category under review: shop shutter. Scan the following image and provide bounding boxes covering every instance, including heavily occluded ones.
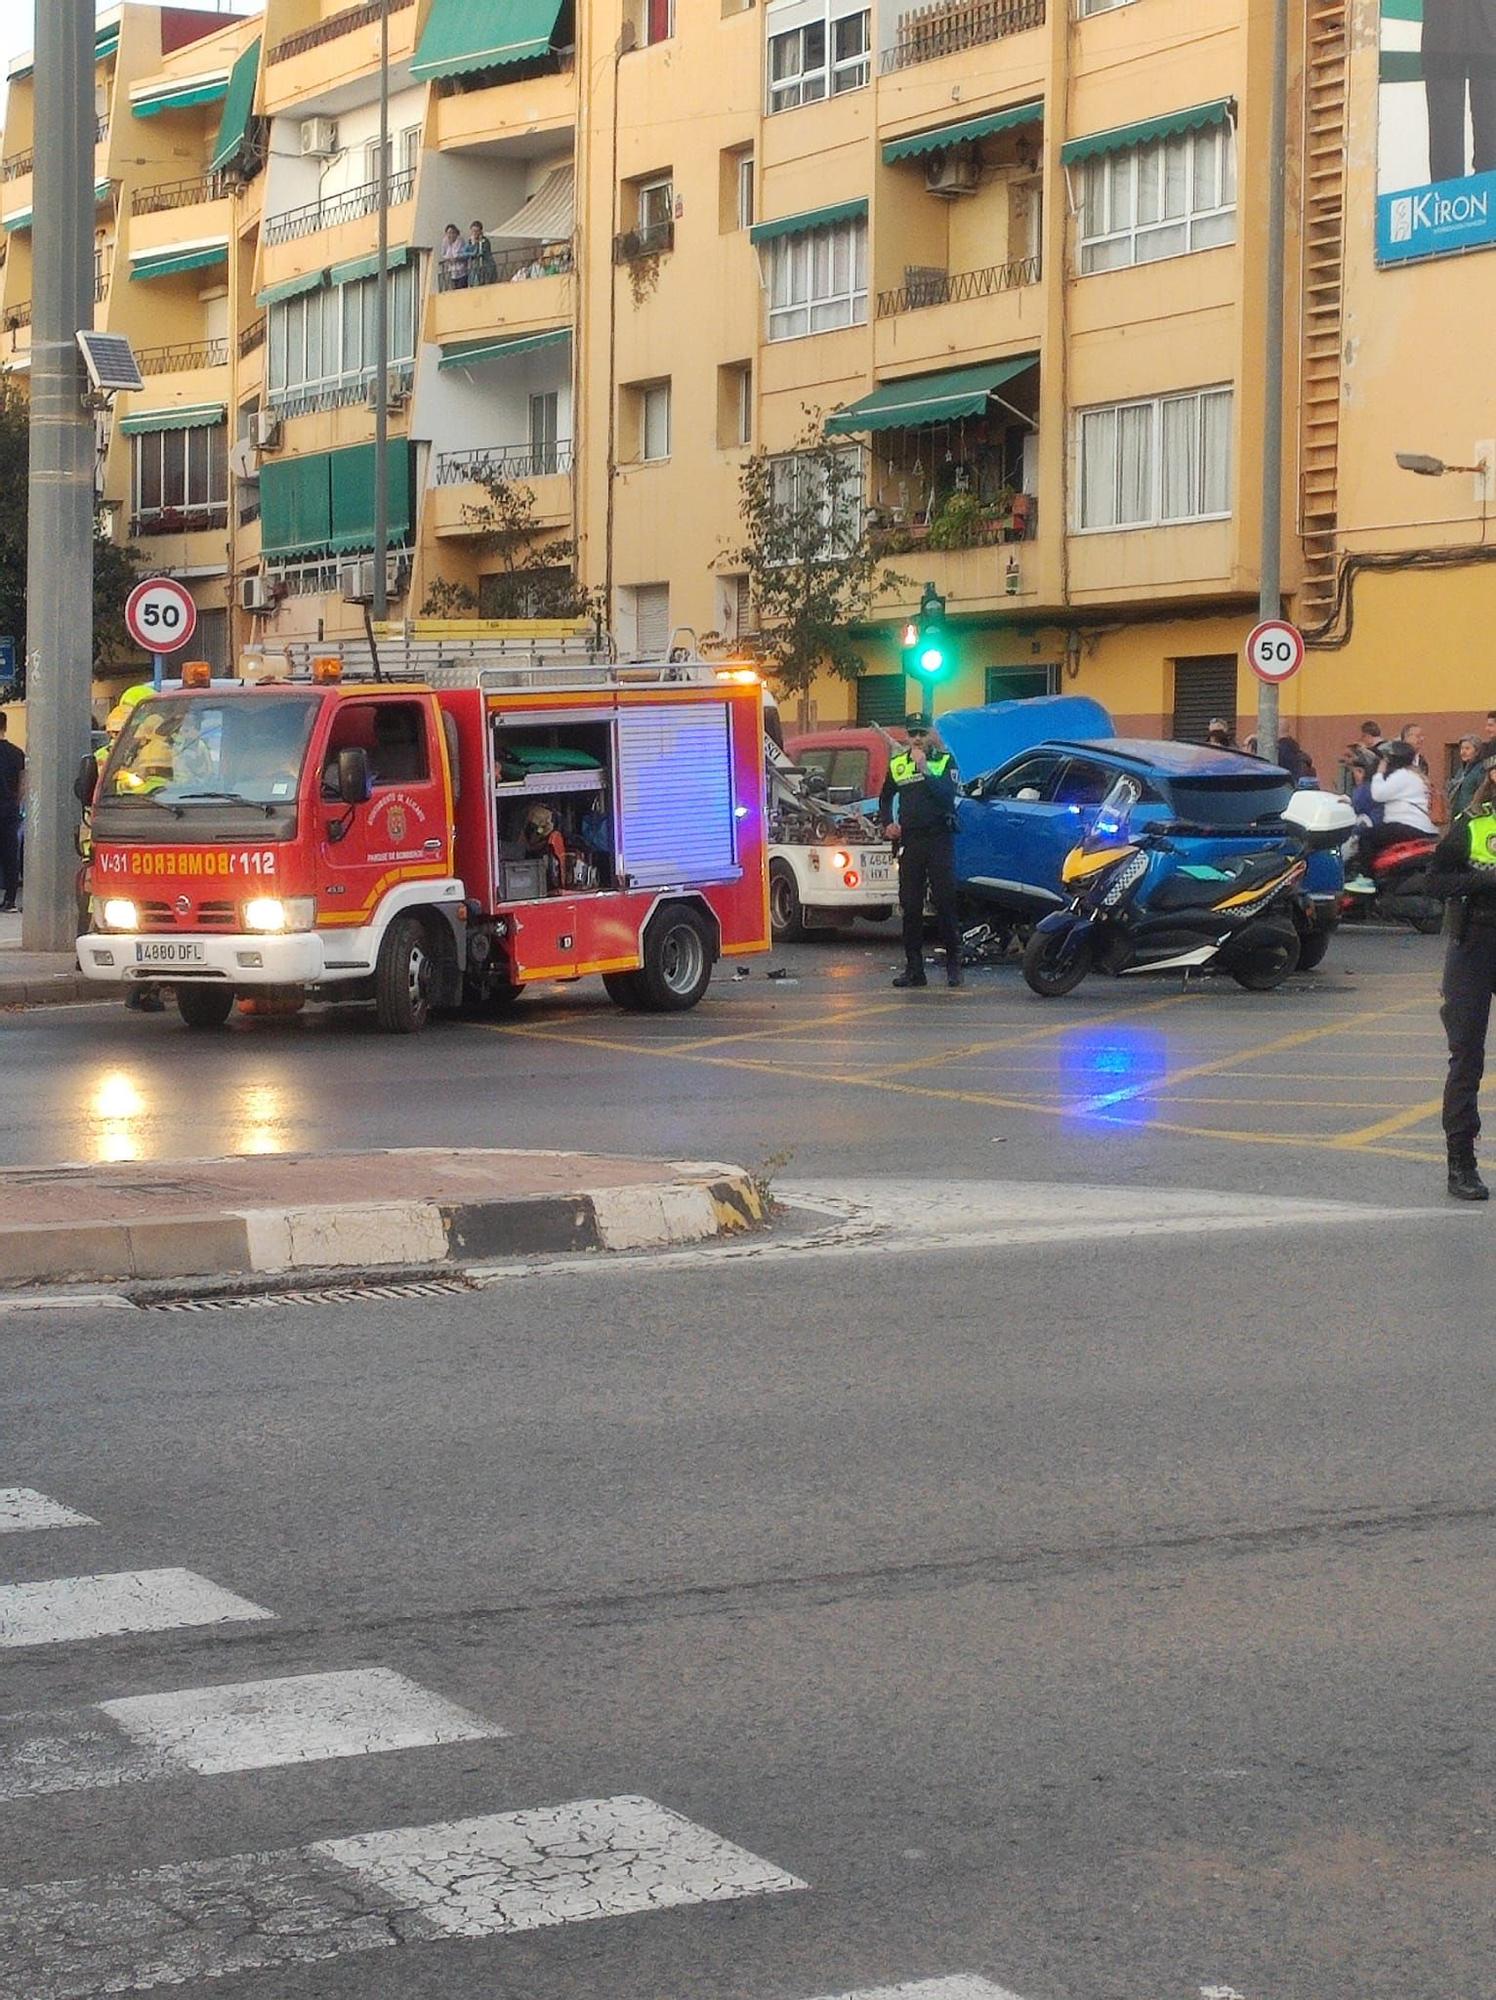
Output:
[615,703,740,888]
[856,674,906,726]
[1171,655,1239,743]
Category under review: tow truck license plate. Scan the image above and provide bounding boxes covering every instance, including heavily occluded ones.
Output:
[863,857,894,886]
[134,940,205,966]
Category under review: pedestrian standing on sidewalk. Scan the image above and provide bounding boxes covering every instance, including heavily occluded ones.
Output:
[1449,734,1483,817]
[1429,742,1496,1200]
[879,714,963,989]
[0,713,24,912]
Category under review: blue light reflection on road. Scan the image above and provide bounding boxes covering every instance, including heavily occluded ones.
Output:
[1056,1023,1172,1129]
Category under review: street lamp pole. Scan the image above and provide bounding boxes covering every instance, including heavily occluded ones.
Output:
[1256,0,1291,764]
[371,0,390,625]
[22,0,96,953]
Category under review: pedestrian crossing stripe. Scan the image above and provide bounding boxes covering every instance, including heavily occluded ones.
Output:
[0,1489,95,1535]
[0,1795,807,1997]
[810,1985,1027,2000]
[0,1668,502,1801]
[0,1569,273,1650]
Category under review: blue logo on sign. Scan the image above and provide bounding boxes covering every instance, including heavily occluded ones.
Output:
[1378,169,1496,264]
[0,637,16,688]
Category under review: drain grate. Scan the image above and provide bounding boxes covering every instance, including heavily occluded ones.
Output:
[140,1277,476,1313]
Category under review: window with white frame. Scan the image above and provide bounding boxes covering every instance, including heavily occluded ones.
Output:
[1078,0,1137,14]
[1075,386,1233,531]
[266,260,420,413]
[766,215,867,340]
[641,380,671,461]
[1076,120,1236,273]
[766,0,871,112]
[131,422,228,530]
[737,153,755,229]
[767,445,864,556]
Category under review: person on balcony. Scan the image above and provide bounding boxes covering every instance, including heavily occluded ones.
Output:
[465,222,497,288]
[440,223,467,290]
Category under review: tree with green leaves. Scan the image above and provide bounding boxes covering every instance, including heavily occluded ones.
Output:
[0,372,144,697]
[731,416,908,696]
[421,467,592,622]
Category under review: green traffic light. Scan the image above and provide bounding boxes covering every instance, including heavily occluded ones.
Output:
[917,644,945,677]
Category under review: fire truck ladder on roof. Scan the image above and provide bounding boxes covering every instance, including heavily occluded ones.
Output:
[238,634,739,695]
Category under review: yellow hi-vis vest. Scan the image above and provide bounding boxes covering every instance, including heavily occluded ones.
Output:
[1468,812,1496,868]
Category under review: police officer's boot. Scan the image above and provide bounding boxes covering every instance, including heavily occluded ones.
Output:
[1447,1144,1489,1201]
[892,959,927,989]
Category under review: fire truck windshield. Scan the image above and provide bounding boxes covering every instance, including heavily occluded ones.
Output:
[102,695,320,812]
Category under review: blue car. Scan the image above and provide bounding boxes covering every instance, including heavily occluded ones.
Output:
[938,697,1343,960]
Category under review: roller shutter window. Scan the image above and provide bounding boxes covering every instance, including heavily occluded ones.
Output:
[1171,655,1238,743]
[632,583,670,656]
[856,674,906,727]
[615,703,740,889]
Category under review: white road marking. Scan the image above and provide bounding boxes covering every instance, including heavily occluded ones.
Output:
[809,1982,1029,2000]
[0,1489,95,1535]
[0,1669,501,1800]
[0,1795,805,1997]
[0,1569,273,1650]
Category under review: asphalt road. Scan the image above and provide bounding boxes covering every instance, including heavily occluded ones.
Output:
[1,925,1491,1998]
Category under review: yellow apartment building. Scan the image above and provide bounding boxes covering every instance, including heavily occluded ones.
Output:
[6,0,1496,787]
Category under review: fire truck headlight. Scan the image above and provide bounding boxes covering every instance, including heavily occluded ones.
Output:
[243,897,316,934]
[97,898,139,932]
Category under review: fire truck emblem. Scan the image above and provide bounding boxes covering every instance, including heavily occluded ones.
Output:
[386,804,408,843]
[175,894,191,915]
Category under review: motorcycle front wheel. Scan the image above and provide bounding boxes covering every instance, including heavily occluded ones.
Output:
[1023,924,1093,998]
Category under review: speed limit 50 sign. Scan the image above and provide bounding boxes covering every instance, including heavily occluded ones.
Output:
[1245,618,1304,685]
[125,576,198,656]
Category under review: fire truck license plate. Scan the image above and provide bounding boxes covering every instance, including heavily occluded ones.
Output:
[134,941,205,966]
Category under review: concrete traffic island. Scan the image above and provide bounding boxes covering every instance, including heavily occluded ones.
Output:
[0,1148,767,1288]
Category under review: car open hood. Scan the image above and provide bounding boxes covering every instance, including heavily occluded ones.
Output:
[935,696,1113,781]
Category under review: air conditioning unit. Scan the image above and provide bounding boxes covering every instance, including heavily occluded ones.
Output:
[340,554,409,604]
[240,574,274,614]
[299,117,339,159]
[924,148,980,197]
[368,372,410,413]
[251,410,281,451]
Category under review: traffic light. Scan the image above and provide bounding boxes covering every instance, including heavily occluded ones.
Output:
[905,582,951,683]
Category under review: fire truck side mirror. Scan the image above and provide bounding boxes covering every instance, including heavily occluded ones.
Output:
[74,755,98,807]
[337,747,374,807]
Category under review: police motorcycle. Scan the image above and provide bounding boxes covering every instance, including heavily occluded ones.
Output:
[1022,776,1356,997]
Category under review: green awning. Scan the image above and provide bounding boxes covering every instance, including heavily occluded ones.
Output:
[256,268,327,308]
[261,453,332,560]
[883,101,1043,164]
[412,0,567,81]
[438,327,570,371]
[130,242,229,281]
[132,75,230,119]
[749,198,867,247]
[120,403,226,435]
[210,35,260,174]
[329,441,414,553]
[1060,98,1233,165]
[4,182,113,233]
[9,23,118,85]
[824,356,1038,436]
[329,246,413,287]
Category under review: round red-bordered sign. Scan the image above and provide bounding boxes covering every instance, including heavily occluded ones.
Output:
[125,576,198,656]
[1245,618,1305,685]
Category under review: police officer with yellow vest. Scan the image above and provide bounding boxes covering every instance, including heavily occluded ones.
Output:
[878,714,963,989]
[1429,741,1496,1199]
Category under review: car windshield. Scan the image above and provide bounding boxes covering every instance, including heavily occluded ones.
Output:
[103,696,319,808]
[1167,776,1294,827]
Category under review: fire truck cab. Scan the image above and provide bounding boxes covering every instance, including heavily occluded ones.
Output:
[78,637,769,1032]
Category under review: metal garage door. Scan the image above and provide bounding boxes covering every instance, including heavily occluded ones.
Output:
[1171,656,1239,743]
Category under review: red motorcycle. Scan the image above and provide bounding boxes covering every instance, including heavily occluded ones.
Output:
[1341,830,1442,934]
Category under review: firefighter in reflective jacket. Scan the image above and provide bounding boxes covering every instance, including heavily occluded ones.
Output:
[1429,743,1496,1199]
[878,714,963,989]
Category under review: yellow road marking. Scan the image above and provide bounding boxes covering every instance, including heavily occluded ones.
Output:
[1329,1095,1446,1147]
[877,992,1192,1077]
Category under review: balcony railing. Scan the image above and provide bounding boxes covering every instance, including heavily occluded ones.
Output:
[613,219,673,263]
[267,361,413,420]
[136,338,229,375]
[96,115,110,147]
[435,237,575,292]
[3,301,31,332]
[264,168,415,246]
[877,254,1041,317]
[2,149,33,183]
[869,494,1037,553]
[881,0,1046,70]
[132,172,228,217]
[435,442,575,487]
[268,0,414,64]
[238,316,266,358]
[131,504,229,538]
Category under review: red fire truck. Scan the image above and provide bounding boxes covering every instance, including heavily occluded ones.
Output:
[77,636,769,1031]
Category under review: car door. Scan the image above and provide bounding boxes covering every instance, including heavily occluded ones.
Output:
[317,696,450,935]
[955,750,1070,912]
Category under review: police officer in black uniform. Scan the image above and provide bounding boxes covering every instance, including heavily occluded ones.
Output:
[878,714,963,989]
[1428,741,1496,1199]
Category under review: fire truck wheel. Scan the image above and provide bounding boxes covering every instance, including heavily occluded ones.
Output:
[601,971,646,1009]
[375,913,435,1033]
[176,985,235,1030]
[636,907,714,1012]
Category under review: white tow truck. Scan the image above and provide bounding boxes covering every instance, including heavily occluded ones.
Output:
[766,736,898,940]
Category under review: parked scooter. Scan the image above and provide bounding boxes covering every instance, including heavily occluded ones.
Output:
[1023,778,1356,997]
[1339,830,1442,934]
